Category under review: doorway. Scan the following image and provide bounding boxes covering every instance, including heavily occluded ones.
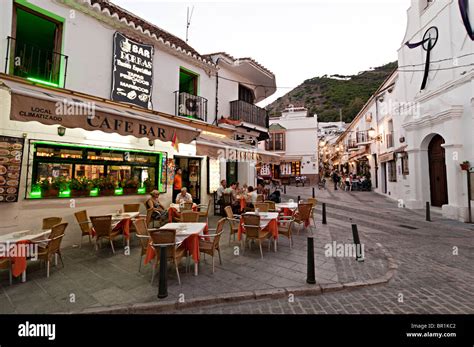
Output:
[174,156,201,203]
[226,161,238,185]
[428,134,448,207]
[381,162,387,194]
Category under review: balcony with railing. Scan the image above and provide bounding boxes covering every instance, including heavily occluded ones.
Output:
[356,130,370,144]
[229,100,268,128]
[175,91,208,122]
[346,139,358,150]
[5,36,68,87]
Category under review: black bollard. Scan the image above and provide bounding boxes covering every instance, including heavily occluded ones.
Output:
[298,195,301,203]
[306,236,316,284]
[351,224,364,262]
[284,185,286,194]
[157,246,168,299]
[426,201,431,222]
[312,187,315,198]
[322,203,327,224]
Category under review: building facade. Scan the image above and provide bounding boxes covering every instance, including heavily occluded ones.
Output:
[0,0,277,242]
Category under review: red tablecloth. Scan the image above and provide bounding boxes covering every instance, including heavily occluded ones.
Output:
[144,224,209,265]
[240,197,246,212]
[0,240,30,278]
[237,217,278,241]
[112,218,131,239]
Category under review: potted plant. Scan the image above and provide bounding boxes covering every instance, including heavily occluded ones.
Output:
[460,161,470,171]
[122,178,139,195]
[143,177,154,193]
[70,178,91,197]
[98,177,116,196]
[38,179,54,198]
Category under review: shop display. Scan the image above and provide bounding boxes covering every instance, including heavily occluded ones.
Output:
[0,136,25,203]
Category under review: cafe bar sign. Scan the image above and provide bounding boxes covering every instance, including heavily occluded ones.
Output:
[111,32,154,109]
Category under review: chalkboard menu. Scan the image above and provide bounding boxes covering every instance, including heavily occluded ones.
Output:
[111,32,154,109]
[0,136,25,203]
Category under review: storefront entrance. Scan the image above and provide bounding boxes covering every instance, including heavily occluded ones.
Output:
[226,161,238,184]
[174,156,201,203]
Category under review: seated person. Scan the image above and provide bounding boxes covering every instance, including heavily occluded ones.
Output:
[146,190,168,221]
[246,186,258,207]
[216,179,226,200]
[176,187,193,204]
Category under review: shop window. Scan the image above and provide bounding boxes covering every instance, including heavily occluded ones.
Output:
[388,160,397,182]
[30,143,166,198]
[238,84,255,104]
[179,68,198,95]
[11,4,64,86]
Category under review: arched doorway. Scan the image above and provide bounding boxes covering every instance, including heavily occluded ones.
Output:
[428,134,448,207]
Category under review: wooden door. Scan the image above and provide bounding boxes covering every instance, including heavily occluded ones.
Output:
[428,135,448,207]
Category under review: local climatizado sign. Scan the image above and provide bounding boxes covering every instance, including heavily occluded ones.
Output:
[111,32,154,109]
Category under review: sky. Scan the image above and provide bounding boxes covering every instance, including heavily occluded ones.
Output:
[113,0,411,106]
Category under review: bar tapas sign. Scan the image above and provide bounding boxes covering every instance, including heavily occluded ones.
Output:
[111,32,154,109]
[0,136,25,203]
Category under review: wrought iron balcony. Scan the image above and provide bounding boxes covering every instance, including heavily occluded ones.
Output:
[4,36,68,87]
[229,100,268,128]
[175,91,208,122]
[356,130,369,144]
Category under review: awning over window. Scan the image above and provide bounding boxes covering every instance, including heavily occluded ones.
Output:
[1,78,200,144]
[195,133,280,163]
[379,152,395,163]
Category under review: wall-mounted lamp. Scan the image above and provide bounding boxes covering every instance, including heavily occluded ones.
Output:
[148,139,154,147]
[57,126,66,137]
[319,140,326,147]
[368,127,382,141]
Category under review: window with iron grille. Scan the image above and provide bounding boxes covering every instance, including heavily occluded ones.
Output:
[265,132,285,151]
[401,154,409,175]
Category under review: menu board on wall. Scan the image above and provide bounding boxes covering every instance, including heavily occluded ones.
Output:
[111,32,154,109]
[207,158,221,194]
[0,136,25,203]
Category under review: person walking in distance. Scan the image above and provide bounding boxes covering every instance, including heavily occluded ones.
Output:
[332,170,339,190]
[173,168,183,203]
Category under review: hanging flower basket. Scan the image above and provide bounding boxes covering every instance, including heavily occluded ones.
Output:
[460,161,470,171]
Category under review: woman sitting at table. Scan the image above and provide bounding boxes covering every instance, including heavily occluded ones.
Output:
[176,187,193,204]
[146,190,168,221]
[246,186,258,208]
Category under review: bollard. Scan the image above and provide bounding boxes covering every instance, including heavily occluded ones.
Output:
[298,195,301,203]
[306,236,316,284]
[312,187,315,198]
[322,203,327,224]
[351,223,364,262]
[426,201,431,222]
[284,185,286,194]
[157,246,168,299]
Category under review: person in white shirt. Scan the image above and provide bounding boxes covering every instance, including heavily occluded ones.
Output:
[176,187,193,204]
[247,186,258,205]
[216,179,226,200]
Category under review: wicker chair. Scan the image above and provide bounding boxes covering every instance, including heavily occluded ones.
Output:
[197,200,211,223]
[133,217,160,272]
[224,206,240,244]
[256,194,264,202]
[307,198,318,221]
[181,202,194,212]
[199,218,225,273]
[241,214,271,259]
[180,211,200,223]
[42,217,62,230]
[277,216,294,248]
[74,210,93,248]
[0,259,12,285]
[294,203,313,234]
[123,204,140,212]
[254,202,269,212]
[33,222,68,278]
[264,200,276,212]
[149,229,187,285]
[90,215,122,254]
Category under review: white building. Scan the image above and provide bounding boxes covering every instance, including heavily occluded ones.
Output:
[0,0,277,241]
[259,105,319,184]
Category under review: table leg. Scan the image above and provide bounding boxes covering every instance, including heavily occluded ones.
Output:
[194,262,198,276]
[21,271,26,283]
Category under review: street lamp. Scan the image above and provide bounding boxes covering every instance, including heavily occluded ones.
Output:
[368,127,382,141]
[57,126,66,137]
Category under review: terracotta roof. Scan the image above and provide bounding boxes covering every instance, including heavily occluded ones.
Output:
[86,0,214,66]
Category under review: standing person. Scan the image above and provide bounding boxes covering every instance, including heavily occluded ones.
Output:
[216,179,226,200]
[332,170,339,191]
[173,168,183,203]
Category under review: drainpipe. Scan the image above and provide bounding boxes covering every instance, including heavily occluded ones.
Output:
[214,57,220,126]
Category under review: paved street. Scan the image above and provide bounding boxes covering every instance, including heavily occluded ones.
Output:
[172,184,474,314]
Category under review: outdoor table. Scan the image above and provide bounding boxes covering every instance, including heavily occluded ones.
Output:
[144,222,207,276]
[238,212,279,250]
[110,212,139,247]
[275,202,298,216]
[0,229,51,282]
[236,195,247,212]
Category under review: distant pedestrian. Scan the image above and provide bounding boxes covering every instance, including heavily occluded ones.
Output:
[332,170,339,190]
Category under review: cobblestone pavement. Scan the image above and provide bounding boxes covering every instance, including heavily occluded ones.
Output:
[172,185,474,314]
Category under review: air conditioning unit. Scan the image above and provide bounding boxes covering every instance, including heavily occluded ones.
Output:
[179,93,201,118]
